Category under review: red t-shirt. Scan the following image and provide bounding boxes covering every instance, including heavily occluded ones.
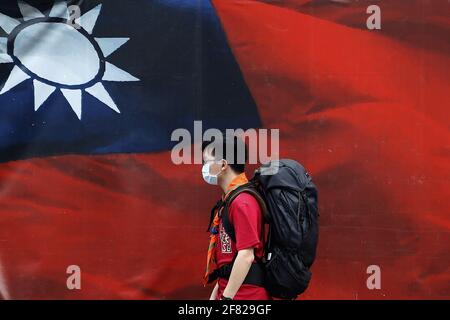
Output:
[214,192,271,300]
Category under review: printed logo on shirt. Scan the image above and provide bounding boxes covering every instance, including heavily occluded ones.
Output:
[220,224,232,254]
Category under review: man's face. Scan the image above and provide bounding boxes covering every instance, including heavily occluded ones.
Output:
[202,147,224,177]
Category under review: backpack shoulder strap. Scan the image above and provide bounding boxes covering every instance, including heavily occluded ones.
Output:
[221,183,268,243]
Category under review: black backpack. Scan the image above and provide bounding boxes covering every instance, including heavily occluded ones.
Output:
[207,159,319,299]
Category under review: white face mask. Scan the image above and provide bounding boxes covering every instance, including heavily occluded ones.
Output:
[202,162,220,185]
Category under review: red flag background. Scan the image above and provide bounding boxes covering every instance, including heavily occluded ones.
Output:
[0,0,448,299]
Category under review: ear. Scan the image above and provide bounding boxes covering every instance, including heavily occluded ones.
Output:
[221,159,228,171]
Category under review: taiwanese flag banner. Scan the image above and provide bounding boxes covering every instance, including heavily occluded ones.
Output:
[0,0,448,300]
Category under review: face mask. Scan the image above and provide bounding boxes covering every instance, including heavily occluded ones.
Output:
[202,162,220,185]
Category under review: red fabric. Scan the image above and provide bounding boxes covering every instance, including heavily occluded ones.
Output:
[211,0,450,299]
[0,153,213,299]
[215,193,270,300]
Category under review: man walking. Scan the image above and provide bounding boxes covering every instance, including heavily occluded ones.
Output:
[201,135,270,300]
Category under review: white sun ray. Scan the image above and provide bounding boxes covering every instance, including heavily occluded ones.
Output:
[49,0,69,20]
[0,12,20,34]
[33,79,56,111]
[85,82,120,113]
[95,38,129,58]
[0,37,11,63]
[18,1,45,21]
[0,66,30,94]
[61,89,82,119]
[103,62,139,82]
[0,54,13,63]
[75,4,102,35]
[0,37,7,52]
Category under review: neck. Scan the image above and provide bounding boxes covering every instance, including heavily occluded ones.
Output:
[219,171,238,194]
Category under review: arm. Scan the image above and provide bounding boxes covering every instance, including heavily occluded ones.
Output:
[222,248,255,299]
[209,282,219,300]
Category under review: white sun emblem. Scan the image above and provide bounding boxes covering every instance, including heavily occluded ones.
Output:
[0,1,139,120]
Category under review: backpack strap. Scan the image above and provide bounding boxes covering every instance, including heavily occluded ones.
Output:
[221,182,269,243]
[207,257,266,286]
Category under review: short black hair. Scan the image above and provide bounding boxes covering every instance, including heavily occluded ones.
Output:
[202,133,247,174]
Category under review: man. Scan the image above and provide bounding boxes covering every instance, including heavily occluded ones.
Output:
[201,135,270,300]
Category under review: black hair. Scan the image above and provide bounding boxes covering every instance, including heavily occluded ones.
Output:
[201,133,247,174]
